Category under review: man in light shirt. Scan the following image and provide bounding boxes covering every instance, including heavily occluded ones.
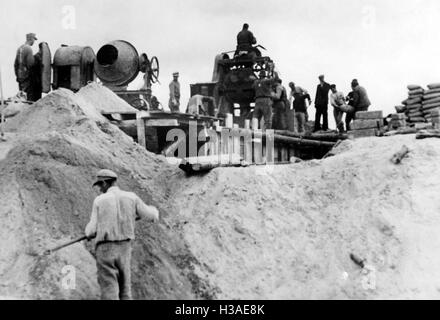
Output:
[85,169,159,300]
[330,84,346,133]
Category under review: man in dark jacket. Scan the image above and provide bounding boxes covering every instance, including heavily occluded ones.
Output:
[14,33,37,100]
[252,71,275,130]
[237,23,256,52]
[351,79,371,112]
[28,43,43,102]
[272,79,288,130]
[292,85,311,134]
[314,75,331,132]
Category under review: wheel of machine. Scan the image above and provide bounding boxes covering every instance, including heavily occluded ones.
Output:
[150,56,160,83]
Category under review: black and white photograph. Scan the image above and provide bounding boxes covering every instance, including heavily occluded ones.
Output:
[1,0,440,307]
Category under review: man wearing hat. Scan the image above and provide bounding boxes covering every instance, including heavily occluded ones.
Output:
[169,72,181,112]
[85,169,159,300]
[14,33,38,100]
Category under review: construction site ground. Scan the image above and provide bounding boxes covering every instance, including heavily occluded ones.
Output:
[1,84,440,299]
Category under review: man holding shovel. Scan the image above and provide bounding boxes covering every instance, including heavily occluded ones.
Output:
[85,169,159,300]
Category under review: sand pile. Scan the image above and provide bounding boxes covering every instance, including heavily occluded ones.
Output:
[0,86,215,299]
[168,134,440,299]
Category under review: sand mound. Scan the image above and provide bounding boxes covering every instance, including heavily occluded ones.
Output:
[0,88,216,299]
[168,135,440,299]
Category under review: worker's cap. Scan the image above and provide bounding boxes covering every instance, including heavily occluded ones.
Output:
[93,169,118,186]
[26,33,38,41]
[173,72,179,77]
[330,84,336,89]
[318,74,325,79]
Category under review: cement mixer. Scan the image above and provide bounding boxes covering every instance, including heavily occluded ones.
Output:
[94,40,160,110]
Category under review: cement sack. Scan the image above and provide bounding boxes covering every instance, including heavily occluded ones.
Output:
[407,84,422,91]
[406,97,422,105]
[408,88,425,95]
[423,93,440,101]
[407,103,422,109]
[395,105,407,113]
[427,83,440,90]
[408,116,426,123]
[408,111,424,118]
[423,96,440,105]
[422,103,440,111]
[408,94,424,100]
[424,88,440,95]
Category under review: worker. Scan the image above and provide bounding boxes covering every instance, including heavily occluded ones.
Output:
[186,94,216,116]
[290,82,311,134]
[314,74,331,132]
[85,169,159,300]
[329,84,346,133]
[344,90,356,131]
[28,43,43,102]
[14,33,37,101]
[351,79,371,113]
[272,79,288,130]
[236,23,257,53]
[252,71,275,130]
[345,79,371,130]
[169,72,181,113]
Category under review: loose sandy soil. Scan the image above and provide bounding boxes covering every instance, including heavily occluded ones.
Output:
[1,84,440,299]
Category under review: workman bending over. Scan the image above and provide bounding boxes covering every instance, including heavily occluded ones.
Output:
[85,169,159,300]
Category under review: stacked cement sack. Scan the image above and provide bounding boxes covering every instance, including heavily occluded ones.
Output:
[349,111,383,138]
[431,109,440,129]
[422,83,440,124]
[403,85,425,124]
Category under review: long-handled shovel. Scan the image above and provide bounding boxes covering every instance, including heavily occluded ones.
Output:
[0,67,6,141]
[43,235,88,256]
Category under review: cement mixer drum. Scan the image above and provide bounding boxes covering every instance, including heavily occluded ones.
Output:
[94,40,140,87]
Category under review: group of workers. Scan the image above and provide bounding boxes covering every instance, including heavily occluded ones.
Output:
[250,73,371,134]
[14,33,43,102]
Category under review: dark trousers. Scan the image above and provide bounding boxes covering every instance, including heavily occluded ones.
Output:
[18,78,32,100]
[295,112,306,134]
[333,108,345,133]
[314,105,328,131]
[346,106,369,131]
[272,102,287,130]
[253,97,273,130]
[96,240,132,300]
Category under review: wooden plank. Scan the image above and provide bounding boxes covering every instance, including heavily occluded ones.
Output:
[265,130,275,165]
[281,147,289,162]
[145,119,179,127]
[253,131,264,165]
[136,116,146,148]
[352,119,383,130]
[274,146,280,162]
[244,134,253,164]
[355,111,383,119]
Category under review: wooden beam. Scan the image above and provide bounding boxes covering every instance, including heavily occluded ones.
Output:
[136,115,146,148]
[145,119,179,127]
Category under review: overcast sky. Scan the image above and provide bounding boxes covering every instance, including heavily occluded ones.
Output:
[1,0,440,127]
